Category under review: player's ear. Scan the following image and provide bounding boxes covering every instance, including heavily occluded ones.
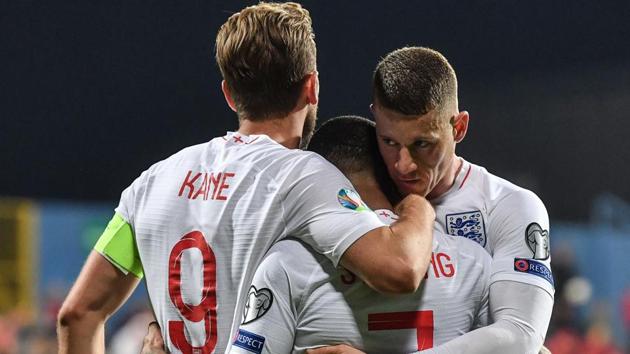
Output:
[302,71,319,106]
[451,111,469,143]
[221,80,238,112]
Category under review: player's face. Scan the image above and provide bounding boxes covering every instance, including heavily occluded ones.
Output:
[373,104,457,198]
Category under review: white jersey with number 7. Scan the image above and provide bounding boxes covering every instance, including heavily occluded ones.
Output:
[229,210,491,354]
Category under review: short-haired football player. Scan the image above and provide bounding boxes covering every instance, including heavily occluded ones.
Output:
[331,47,551,354]
[56,6,435,354]
[227,116,492,353]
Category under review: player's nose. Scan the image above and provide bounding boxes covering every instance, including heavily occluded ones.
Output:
[394,147,417,175]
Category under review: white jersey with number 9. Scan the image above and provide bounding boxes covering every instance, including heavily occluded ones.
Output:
[108,132,386,354]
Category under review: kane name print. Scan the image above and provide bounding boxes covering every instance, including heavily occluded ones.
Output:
[178,170,235,201]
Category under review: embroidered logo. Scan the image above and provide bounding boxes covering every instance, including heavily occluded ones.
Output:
[242,286,273,325]
[445,211,486,247]
[514,258,554,286]
[525,222,550,260]
[233,329,265,354]
[337,188,369,212]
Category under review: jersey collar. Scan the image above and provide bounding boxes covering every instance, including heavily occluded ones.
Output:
[221,131,271,145]
[431,157,471,204]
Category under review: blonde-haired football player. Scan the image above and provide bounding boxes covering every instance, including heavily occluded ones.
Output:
[57,6,435,354]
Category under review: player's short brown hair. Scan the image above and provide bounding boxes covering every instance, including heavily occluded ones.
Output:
[216,2,317,121]
[373,47,457,116]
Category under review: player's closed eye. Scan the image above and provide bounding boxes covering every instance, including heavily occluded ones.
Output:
[413,140,430,149]
[382,138,398,147]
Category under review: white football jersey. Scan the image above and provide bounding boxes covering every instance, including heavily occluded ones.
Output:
[114,132,386,354]
[432,158,554,296]
[230,210,491,354]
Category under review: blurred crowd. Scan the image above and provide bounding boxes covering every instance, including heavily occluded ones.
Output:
[0,291,152,354]
[544,244,626,354]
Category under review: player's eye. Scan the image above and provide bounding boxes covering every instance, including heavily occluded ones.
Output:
[413,140,430,149]
[382,138,398,147]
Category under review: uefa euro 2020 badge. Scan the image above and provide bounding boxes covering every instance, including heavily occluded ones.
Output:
[446,211,487,247]
[337,188,369,212]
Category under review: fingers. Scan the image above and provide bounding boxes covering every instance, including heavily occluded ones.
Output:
[307,347,338,354]
[306,344,365,354]
[141,321,166,354]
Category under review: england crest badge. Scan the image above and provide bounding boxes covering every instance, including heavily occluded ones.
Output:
[446,210,487,247]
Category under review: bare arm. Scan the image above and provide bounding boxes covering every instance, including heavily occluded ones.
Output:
[341,194,435,293]
[57,251,140,354]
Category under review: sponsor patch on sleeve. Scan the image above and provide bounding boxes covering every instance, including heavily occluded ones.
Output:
[233,329,265,354]
[513,258,554,286]
[525,222,550,260]
[242,286,273,324]
[337,188,369,212]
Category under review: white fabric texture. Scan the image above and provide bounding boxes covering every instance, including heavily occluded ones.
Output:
[432,158,554,297]
[417,280,553,354]
[425,158,554,353]
[230,211,491,353]
[114,132,386,354]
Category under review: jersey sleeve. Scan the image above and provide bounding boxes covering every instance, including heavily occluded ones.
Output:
[94,169,150,278]
[281,155,386,266]
[473,257,491,328]
[415,283,553,354]
[113,169,150,225]
[230,240,313,354]
[93,213,143,278]
[487,189,554,296]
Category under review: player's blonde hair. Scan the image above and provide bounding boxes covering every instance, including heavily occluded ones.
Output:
[216,2,317,121]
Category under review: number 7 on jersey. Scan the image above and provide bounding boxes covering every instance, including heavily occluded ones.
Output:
[368,310,434,350]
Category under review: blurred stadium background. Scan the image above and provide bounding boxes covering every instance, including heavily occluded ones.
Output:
[1,1,629,353]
